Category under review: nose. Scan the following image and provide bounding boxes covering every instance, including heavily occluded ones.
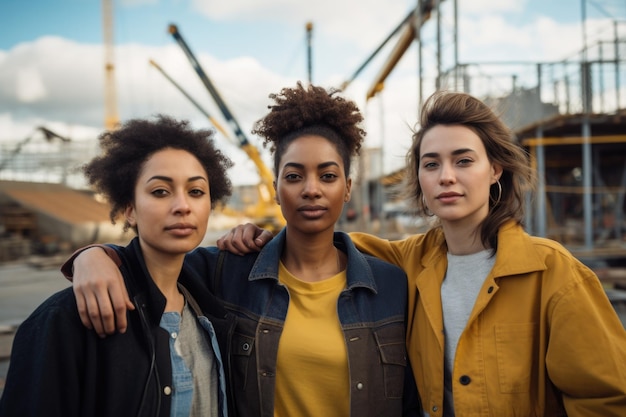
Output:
[439,162,456,185]
[173,192,192,214]
[301,177,322,199]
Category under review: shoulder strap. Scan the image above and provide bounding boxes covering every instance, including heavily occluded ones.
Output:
[177,283,204,317]
[209,250,226,297]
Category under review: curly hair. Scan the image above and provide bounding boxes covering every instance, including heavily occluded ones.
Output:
[83,114,233,230]
[406,91,536,251]
[252,82,366,177]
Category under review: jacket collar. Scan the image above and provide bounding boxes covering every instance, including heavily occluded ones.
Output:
[419,220,547,278]
[491,220,547,277]
[121,237,169,325]
[248,228,378,294]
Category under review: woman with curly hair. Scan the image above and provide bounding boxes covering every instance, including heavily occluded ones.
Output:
[60,83,420,417]
[0,115,235,417]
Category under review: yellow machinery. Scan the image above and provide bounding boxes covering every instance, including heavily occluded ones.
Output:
[340,0,440,99]
[102,0,119,130]
[166,24,285,232]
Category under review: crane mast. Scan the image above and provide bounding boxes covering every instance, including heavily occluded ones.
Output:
[102,0,119,130]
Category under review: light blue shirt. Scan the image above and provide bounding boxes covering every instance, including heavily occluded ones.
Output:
[160,303,228,417]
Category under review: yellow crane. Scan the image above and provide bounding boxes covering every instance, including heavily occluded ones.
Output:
[102,0,119,130]
[340,0,440,100]
[166,24,285,232]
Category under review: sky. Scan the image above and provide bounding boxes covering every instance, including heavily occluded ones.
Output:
[1,0,625,185]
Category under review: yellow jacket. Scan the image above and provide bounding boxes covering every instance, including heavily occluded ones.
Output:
[351,221,626,417]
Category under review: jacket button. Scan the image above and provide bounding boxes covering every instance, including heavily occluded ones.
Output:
[432,405,438,412]
[163,386,172,395]
[459,375,471,385]
[356,382,364,390]
[487,286,494,293]
[242,342,250,351]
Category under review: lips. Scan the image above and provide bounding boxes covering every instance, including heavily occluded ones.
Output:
[298,205,327,218]
[436,192,462,203]
[164,223,197,236]
[164,223,196,231]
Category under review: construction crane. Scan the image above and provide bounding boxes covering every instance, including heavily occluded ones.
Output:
[149,59,234,141]
[340,0,440,100]
[167,24,285,232]
[306,21,313,84]
[102,0,119,130]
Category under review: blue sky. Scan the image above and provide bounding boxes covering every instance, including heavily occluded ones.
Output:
[1,0,625,184]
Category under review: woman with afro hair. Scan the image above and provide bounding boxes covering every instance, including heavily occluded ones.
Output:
[63,82,420,417]
[0,115,235,417]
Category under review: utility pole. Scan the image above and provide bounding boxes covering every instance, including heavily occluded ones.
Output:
[306,21,314,84]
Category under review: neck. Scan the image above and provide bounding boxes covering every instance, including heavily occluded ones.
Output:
[441,221,489,255]
[141,248,186,313]
[281,229,344,282]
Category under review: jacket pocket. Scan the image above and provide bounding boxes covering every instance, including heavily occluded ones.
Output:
[230,331,255,391]
[374,323,407,399]
[495,322,537,393]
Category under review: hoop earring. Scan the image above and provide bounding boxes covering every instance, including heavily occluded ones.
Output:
[422,195,434,217]
[490,180,502,207]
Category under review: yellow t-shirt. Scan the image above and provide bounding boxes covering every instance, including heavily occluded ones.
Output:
[274,261,349,417]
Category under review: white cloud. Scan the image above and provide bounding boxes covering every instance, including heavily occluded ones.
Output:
[191,0,409,49]
[16,67,47,103]
[460,0,526,15]
[0,34,299,184]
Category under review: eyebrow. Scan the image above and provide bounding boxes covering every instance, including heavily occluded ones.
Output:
[282,161,341,170]
[420,148,476,159]
[146,175,207,183]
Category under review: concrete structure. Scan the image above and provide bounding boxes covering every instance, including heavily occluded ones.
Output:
[0,180,127,256]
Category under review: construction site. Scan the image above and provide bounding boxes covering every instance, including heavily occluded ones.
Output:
[1,0,626,400]
[0,4,625,288]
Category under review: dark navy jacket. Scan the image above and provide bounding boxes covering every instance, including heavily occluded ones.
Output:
[0,238,234,417]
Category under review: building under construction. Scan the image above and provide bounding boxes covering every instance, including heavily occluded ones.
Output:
[347,1,626,284]
[0,2,624,285]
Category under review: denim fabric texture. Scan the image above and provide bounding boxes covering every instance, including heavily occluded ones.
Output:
[185,229,418,417]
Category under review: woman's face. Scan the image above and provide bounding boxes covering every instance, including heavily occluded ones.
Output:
[274,135,351,236]
[125,148,211,259]
[418,124,501,229]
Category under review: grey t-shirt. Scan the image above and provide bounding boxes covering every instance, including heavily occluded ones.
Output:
[441,249,495,417]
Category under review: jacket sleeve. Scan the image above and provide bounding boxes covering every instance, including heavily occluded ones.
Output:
[60,243,123,280]
[0,292,86,417]
[349,232,405,267]
[546,261,626,416]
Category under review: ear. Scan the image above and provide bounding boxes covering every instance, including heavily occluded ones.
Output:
[273,180,280,205]
[124,204,137,227]
[491,163,503,184]
[344,178,352,202]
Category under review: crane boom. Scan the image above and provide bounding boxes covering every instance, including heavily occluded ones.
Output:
[168,24,250,147]
[167,24,284,230]
[364,0,439,100]
[149,59,234,143]
[340,0,440,99]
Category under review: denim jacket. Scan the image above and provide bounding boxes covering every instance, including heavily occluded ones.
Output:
[185,229,420,417]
